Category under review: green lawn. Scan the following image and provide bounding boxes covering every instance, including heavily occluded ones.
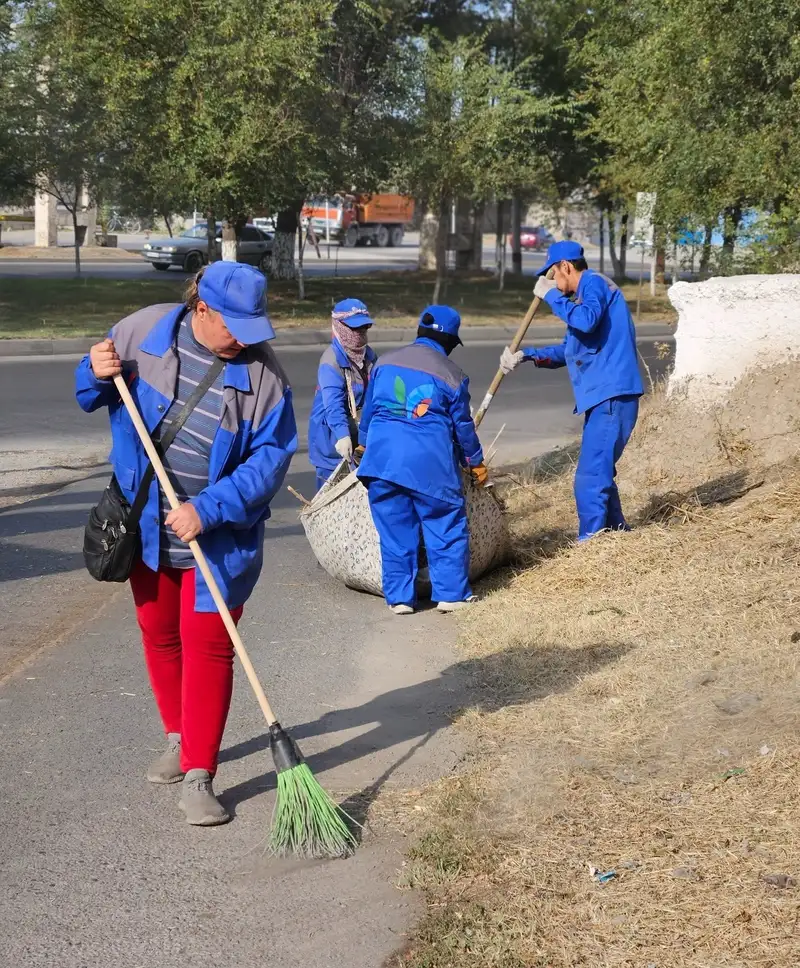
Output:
[0,270,676,340]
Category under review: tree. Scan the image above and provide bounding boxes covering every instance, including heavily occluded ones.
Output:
[580,0,800,260]
[395,33,560,299]
[58,0,335,271]
[0,2,31,206]
[3,0,113,273]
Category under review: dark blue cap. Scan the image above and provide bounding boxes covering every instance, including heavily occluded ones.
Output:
[540,240,585,276]
[198,261,274,344]
[418,305,462,344]
[332,298,374,328]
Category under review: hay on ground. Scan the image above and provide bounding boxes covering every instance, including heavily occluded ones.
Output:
[389,361,800,968]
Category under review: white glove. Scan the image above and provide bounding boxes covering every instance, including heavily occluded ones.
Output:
[534,276,557,300]
[335,436,354,461]
[499,346,525,374]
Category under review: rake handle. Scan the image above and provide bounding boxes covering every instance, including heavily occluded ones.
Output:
[473,269,555,429]
[113,374,278,728]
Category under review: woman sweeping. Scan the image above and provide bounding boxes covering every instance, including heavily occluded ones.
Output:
[75,262,297,826]
[308,298,377,491]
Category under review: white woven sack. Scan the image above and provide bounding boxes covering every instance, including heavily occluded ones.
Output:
[299,461,509,596]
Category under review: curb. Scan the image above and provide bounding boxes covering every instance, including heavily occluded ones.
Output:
[0,323,675,358]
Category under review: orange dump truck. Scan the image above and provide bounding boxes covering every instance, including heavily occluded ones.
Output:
[303,193,415,248]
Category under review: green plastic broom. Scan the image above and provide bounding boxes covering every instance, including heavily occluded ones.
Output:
[114,373,355,859]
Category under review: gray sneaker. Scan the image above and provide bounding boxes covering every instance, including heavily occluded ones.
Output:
[437,596,478,613]
[146,733,184,785]
[178,769,230,826]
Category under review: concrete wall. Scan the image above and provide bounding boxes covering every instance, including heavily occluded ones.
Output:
[668,274,800,402]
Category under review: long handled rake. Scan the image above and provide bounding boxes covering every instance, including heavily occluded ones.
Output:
[473,268,555,428]
[113,374,355,859]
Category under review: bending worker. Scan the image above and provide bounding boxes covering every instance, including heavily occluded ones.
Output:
[75,262,297,826]
[309,298,377,491]
[499,241,643,540]
[357,306,487,615]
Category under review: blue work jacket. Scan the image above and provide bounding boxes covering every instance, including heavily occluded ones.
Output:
[357,337,483,505]
[308,339,377,472]
[75,303,298,611]
[523,270,643,413]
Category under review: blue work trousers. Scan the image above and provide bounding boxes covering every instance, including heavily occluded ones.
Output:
[574,395,639,540]
[365,479,471,607]
[315,468,329,492]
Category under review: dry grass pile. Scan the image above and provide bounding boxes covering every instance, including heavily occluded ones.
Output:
[389,366,800,967]
[622,361,800,499]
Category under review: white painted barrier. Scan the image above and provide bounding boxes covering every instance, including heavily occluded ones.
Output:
[668,274,800,402]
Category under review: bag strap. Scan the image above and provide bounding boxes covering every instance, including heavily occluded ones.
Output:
[127,355,225,528]
[344,367,359,422]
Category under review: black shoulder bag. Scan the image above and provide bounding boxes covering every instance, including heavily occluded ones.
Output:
[83,357,225,582]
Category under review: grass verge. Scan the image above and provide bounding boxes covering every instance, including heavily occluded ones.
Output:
[0,271,675,339]
[386,368,800,967]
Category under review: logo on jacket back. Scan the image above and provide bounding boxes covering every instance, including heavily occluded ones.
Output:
[390,376,434,419]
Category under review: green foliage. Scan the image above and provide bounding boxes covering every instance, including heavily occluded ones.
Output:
[56,0,335,218]
[580,0,800,244]
[1,0,112,211]
[395,33,562,209]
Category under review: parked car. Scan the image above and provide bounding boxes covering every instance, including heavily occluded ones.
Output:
[252,216,276,232]
[142,222,273,273]
[508,225,556,251]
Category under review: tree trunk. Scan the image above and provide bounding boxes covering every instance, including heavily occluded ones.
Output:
[607,205,621,280]
[699,230,713,277]
[468,201,484,270]
[221,217,238,261]
[296,221,306,300]
[722,203,742,259]
[206,210,218,263]
[271,207,299,280]
[598,207,605,276]
[71,209,81,276]
[619,210,629,278]
[419,205,439,270]
[432,199,449,304]
[454,198,472,270]
[511,195,522,274]
[494,199,505,277]
[162,210,173,237]
[655,245,666,285]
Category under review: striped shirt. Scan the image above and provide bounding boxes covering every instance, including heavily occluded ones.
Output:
[158,316,224,568]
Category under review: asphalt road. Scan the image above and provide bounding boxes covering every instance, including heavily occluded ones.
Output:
[0,230,643,280]
[0,339,672,968]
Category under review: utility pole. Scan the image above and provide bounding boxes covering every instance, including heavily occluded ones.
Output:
[510,0,523,274]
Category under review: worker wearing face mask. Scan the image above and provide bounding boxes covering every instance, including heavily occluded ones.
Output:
[308,298,377,490]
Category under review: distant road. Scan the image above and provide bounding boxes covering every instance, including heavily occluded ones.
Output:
[0,229,653,281]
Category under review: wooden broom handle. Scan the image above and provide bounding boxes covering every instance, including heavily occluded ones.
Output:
[113,374,278,727]
[473,268,555,429]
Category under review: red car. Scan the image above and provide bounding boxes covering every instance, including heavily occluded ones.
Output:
[508,225,556,251]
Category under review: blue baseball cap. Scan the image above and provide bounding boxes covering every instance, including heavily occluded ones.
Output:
[540,240,585,276]
[331,298,374,328]
[198,261,274,344]
[418,305,462,345]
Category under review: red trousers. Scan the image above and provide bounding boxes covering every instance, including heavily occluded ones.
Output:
[130,560,243,775]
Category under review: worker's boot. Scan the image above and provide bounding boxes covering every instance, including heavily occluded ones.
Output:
[179,769,230,826]
[437,596,478,614]
[146,732,184,784]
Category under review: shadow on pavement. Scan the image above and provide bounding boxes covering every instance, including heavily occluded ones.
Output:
[218,640,632,812]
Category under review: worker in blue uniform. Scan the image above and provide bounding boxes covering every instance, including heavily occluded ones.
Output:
[308,298,377,491]
[357,306,488,615]
[499,241,643,540]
